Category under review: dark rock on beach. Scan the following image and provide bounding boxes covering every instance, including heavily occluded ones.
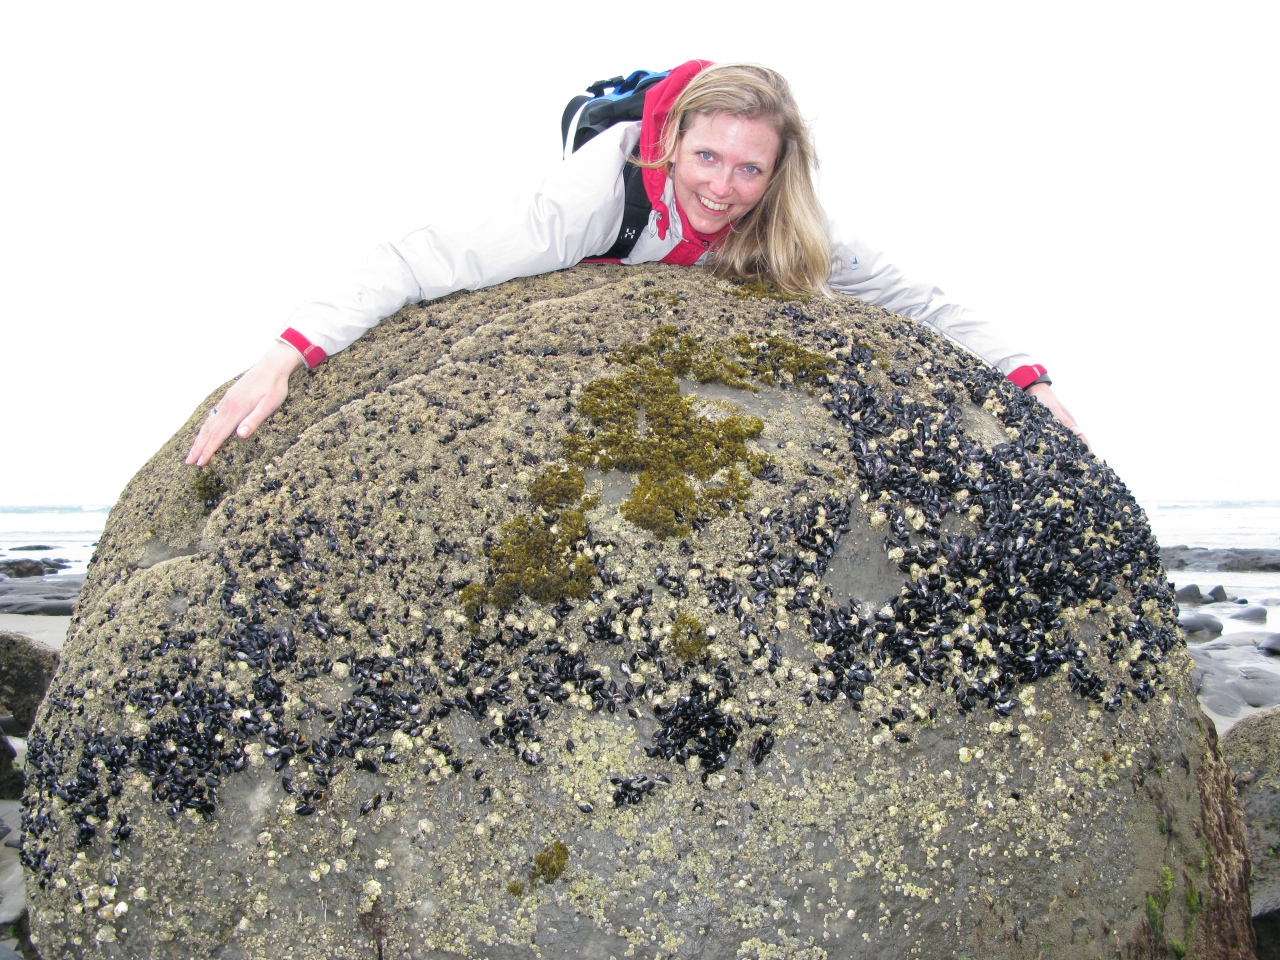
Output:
[0,631,59,736]
[1233,605,1270,623]
[22,267,1255,959]
[1222,706,1280,957]
[1163,545,1280,572]
[1176,583,1205,604]
[1181,611,1225,641]
[0,558,70,580]
[0,575,83,616]
[8,546,57,553]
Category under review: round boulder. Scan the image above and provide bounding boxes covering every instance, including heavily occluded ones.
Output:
[1222,706,1280,957]
[1232,606,1270,624]
[1175,583,1204,605]
[1180,611,1225,641]
[22,267,1253,959]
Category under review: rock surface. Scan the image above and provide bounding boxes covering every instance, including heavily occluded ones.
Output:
[1222,706,1280,958]
[0,559,69,580]
[1163,546,1280,572]
[0,631,59,736]
[0,575,83,617]
[23,267,1254,959]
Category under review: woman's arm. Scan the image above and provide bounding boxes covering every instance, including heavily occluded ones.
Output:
[827,231,1089,447]
[185,124,639,466]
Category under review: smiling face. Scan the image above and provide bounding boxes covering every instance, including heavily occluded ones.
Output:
[670,112,782,235]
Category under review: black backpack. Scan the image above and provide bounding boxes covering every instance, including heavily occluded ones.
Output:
[561,70,669,260]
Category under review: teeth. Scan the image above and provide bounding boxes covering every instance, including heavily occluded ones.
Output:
[699,196,729,212]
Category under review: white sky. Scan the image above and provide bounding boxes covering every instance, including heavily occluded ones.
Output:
[2,2,1277,507]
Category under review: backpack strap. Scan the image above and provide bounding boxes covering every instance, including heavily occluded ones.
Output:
[599,147,651,260]
[562,70,668,158]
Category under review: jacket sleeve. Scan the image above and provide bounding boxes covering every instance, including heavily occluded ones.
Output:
[827,227,1038,379]
[280,124,638,364]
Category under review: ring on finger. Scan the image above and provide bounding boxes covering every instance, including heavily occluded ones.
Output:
[208,406,219,418]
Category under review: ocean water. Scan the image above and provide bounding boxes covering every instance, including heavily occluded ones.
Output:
[0,505,110,576]
[1142,500,1280,636]
[1143,499,1280,551]
[2,500,1277,597]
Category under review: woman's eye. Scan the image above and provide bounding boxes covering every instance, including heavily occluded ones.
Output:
[697,151,714,162]
[742,165,762,176]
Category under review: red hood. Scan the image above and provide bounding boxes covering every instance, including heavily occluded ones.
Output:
[639,59,731,249]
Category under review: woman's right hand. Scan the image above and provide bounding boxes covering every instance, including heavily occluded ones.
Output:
[185,342,305,467]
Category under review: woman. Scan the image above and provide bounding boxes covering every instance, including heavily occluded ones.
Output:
[186,61,1084,467]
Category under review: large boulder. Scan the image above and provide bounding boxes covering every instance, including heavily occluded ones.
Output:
[22,267,1253,959]
[1222,706,1280,957]
[0,631,59,736]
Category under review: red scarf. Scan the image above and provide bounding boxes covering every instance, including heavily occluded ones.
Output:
[639,60,732,265]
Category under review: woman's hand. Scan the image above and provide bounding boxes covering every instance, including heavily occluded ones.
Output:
[185,342,305,467]
[1025,382,1090,451]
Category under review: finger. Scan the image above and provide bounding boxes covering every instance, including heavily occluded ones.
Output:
[186,406,240,467]
[235,403,270,440]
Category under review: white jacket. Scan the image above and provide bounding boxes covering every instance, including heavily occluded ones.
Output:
[280,122,1038,380]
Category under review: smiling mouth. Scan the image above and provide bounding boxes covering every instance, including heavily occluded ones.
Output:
[698,195,730,212]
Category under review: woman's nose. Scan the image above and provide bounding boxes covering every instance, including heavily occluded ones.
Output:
[707,169,734,197]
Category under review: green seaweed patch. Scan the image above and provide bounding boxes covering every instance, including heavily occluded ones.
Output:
[621,469,698,539]
[564,363,762,537]
[510,839,570,896]
[458,582,486,620]
[669,613,710,663]
[611,325,835,392]
[192,470,227,515]
[566,368,764,478]
[532,840,569,884]
[642,290,681,307]
[561,325,844,537]
[528,463,585,510]
[727,334,836,389]
[730,279,811,302]
[486,509,595,610]
[613,325,755,389]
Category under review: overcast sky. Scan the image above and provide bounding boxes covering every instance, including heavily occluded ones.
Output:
[2,2,1276,508]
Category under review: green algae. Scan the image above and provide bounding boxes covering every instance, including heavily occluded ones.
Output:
[487,509,594,609]
[192,470,227,515]
[531,840,569,884]
[510,840,570,896]
[669,614,709,664]
[560,325,836,538]
[528,464,585,510]
[458,582,486,620]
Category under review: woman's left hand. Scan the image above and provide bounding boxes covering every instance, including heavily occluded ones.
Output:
[1025,382,1091,451]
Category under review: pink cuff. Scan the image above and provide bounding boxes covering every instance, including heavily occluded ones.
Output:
[1006,364,1048,390]
[279,328,328,370]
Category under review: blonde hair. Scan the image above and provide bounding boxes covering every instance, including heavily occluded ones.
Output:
[642,63,831,297]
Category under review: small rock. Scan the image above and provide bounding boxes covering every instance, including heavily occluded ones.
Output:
[1259,635,1280,656]
[1180,611,1223,640]
[1232,606,1269,623]
[0,560,45,579]
[1175,583,1204,604]
[1226,677,1280,710]
[1208,585,1230,603]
